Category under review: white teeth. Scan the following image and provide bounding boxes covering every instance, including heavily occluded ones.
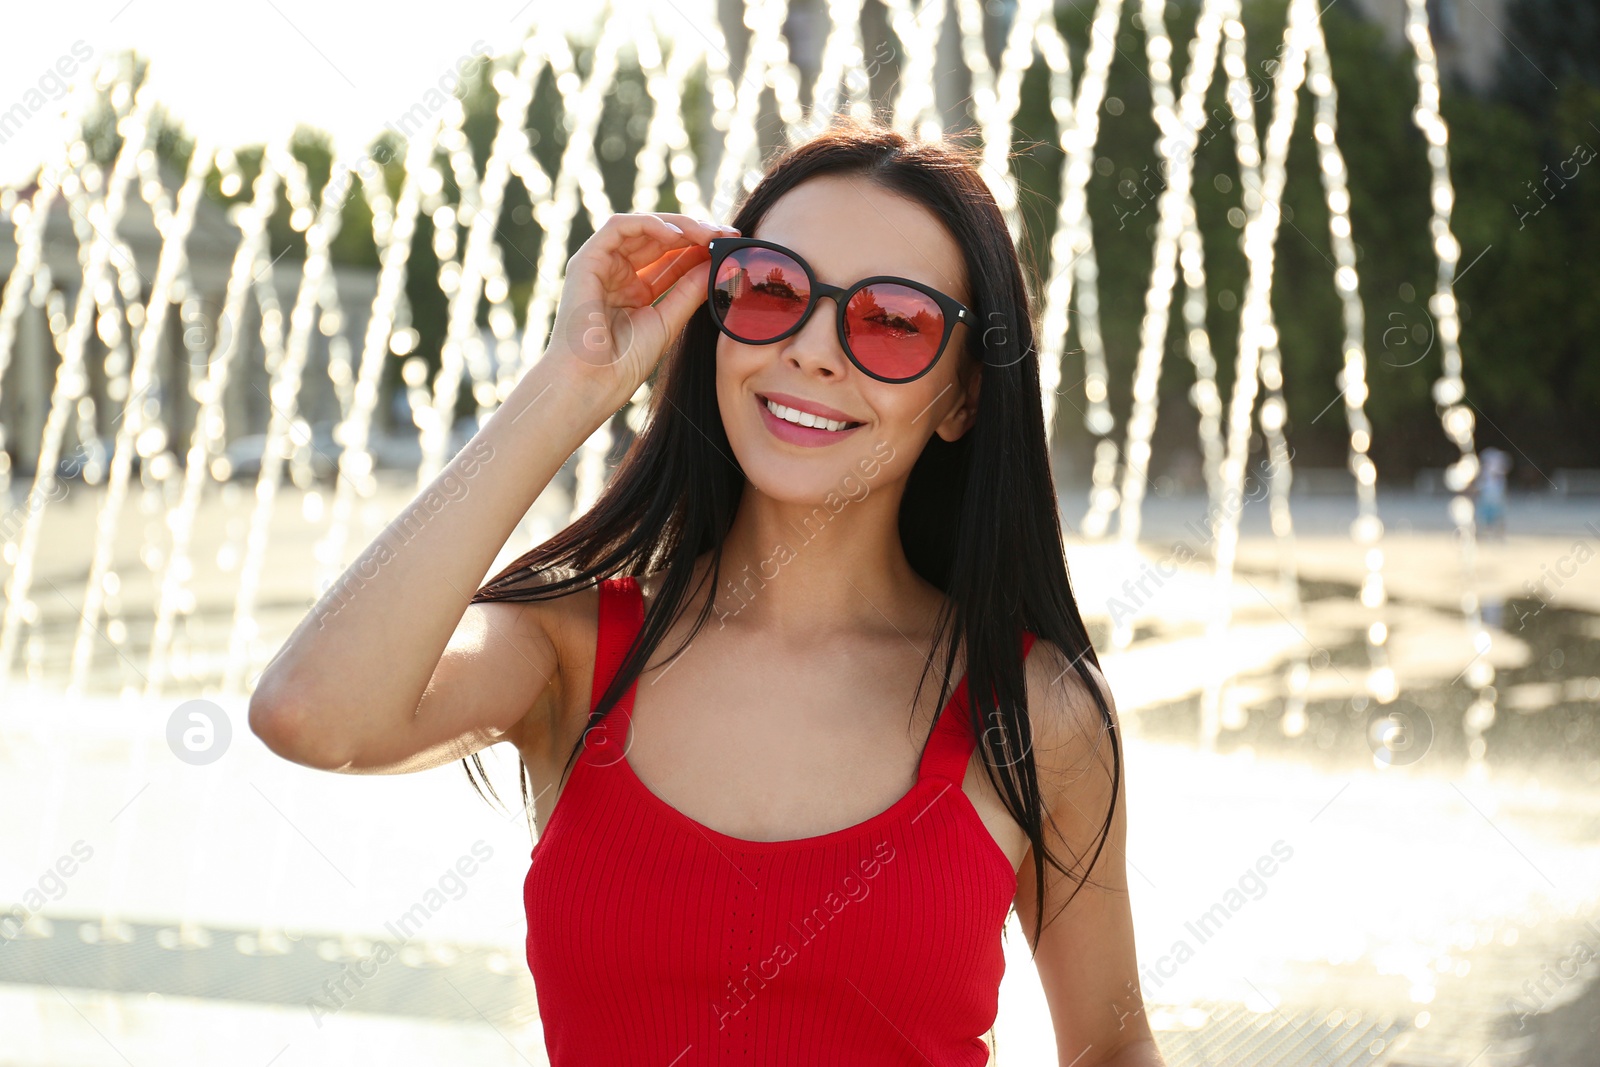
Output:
[764,398,855,432]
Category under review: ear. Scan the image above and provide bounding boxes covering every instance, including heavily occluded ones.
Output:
[934,360,981,442]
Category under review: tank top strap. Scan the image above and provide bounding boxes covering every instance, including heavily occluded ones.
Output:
[588,575,645,751]
[917,630,1039,786]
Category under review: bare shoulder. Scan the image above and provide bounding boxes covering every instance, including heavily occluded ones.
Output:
[486,576,602,755]
[1021,636,1122,803]
[520,570,674,759]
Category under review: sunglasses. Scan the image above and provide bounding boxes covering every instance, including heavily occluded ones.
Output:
[705,236,971,384]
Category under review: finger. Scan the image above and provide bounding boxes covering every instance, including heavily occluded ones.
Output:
[614,230,685,265]
[584,213,693,272]
[596,242,704,309]
[638,211,740,238]
[640,243,710,301]
[640,239,710,286]
[613,212,734,263]
[591,213,738,288]
[602,211,694,243]
[649,258,714,341]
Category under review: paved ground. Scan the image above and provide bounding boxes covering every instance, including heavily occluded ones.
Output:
[1,478,1597,1065]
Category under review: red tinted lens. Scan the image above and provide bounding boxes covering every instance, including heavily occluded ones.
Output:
[843,283,945,380]
[712,246,811,341]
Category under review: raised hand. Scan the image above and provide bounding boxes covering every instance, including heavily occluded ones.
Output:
[544,212,739,410]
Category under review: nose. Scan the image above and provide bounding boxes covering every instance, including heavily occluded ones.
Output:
[782,292,851,379]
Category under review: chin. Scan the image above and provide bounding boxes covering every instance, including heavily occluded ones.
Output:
[733,438,861,504]
[717,354,902,505]
[729,414,904,513]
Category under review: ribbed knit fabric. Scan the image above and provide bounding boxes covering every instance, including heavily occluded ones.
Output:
[524,575,1037,1064]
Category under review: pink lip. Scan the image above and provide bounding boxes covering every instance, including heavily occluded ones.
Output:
[758,391,860,424]
[755,393,865,447]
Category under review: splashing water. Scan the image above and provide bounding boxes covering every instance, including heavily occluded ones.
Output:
[3,2,1566,1059]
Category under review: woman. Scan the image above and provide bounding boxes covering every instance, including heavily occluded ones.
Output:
[251,117,1163,1066]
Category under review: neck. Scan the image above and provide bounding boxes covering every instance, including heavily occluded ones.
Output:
[708,479,935,642]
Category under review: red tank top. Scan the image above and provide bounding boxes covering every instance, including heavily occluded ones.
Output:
[523,575,1037,1064]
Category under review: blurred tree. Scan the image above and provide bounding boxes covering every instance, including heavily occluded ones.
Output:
[1009,0,1599,480]
[1495,0,1600,119]
[117,3,1595,473]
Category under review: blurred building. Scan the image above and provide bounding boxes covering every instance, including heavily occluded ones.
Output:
[1346,0,1511,92]
[0,165,377,478]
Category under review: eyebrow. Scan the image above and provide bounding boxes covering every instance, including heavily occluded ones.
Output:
[756,237,965,301]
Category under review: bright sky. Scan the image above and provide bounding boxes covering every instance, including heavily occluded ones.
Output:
[0,0,662,185]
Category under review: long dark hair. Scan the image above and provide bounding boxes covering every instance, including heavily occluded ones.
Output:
[466,115,1120,950]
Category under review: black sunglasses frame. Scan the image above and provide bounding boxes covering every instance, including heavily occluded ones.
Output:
[704,236,971,384]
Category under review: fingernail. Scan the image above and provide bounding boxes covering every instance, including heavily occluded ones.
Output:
[665,222,685,234]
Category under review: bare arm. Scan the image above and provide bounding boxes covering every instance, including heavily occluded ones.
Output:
[247,211,733,772]
[1015,646,1167,1066]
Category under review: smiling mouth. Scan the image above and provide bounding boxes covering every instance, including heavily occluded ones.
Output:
[756,394,864,433]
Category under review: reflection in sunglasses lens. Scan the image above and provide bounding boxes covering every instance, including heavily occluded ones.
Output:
[714,247,810,341]
[712,244,946,381]
[845,283,943,381]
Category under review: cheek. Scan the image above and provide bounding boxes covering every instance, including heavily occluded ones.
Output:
[716,339,770,434]
[715,337,748,400]
[873,373,957,435]
[716,335,760,384]
[723,337,745,388]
